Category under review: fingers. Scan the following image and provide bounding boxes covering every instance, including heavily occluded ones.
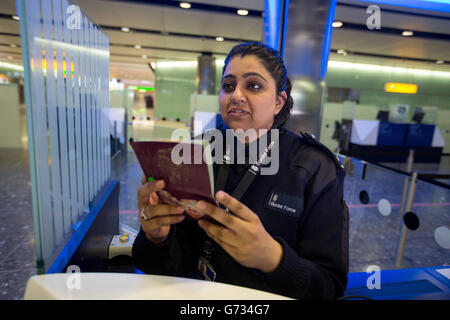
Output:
[140,213,185,241]
[142,203,185,220]
[195,200,244,232]
[215,191,256,222]
[198,219,238,248]
[149,191,159,205]
[195,191,256,229]
[138,179,165,206]
[141,213,185,228]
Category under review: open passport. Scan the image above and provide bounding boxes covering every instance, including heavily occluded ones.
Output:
[130,139,215,220]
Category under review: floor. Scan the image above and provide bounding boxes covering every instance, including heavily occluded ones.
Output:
[0,149,37,300]
[1,118,449,299]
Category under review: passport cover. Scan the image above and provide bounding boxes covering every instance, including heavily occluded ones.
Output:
[130,139,215,219]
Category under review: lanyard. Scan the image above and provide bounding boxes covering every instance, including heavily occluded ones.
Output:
[215,140,275,210]
[199,134,276,281]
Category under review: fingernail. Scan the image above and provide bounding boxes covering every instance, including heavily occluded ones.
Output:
[196,201,206,210]
[155,180,164,187]
[216,191,227,200]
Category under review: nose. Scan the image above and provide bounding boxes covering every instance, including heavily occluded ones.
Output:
[231,84,247,105]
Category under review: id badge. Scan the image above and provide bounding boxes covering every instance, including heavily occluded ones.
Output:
[198,256,216,282]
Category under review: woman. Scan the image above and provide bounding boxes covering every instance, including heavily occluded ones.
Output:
[132,42,349,300]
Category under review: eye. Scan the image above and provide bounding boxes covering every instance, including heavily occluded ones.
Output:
[221,82,235,92]
[247,81,262,91]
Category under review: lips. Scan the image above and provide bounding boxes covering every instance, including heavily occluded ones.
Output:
[228,107,250,118]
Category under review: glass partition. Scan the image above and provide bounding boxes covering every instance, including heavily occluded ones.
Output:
[399,179,450,268]
[339,154,450,273]
[18,0,110,273]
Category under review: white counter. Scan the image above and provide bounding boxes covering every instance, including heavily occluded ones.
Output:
[24,273,292,300]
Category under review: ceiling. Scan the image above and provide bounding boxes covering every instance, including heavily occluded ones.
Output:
[0,0,449,82]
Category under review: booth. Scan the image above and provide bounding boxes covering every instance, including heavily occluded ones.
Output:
[345,119,445,163]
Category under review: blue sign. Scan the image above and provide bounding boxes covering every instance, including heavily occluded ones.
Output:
[377,122,407,146]
[405,124,435,147]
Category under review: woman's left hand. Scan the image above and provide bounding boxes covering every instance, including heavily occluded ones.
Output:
[196,191,283,273]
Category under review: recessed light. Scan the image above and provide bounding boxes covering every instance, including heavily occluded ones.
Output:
[121,27,130,32]
[12,15,19,21]
[332,21,343,28]
[7,56,13,60]
[237,9,249,16]
[402,30,414,36]
[10,44,16,48]
[179,2,191,9]
[142,55,148,59]
[337,49,348,56]
[216,37,224,42]
[436,60,445,64]
[134,45,141,49]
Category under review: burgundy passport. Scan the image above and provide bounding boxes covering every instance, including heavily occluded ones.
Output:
[130,140,215,219]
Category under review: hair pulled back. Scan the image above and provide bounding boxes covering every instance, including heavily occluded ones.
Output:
[223,42,293,128]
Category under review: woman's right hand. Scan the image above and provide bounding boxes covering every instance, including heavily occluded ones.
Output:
[138,177,186,244]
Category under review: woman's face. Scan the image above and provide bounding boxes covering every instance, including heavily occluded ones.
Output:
[219,55,287,135]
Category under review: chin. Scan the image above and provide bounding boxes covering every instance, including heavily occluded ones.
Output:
[225,121,251,132]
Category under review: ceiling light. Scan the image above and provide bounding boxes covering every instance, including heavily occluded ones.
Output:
[436,60,445,64]
[179,2,191,9]
[0,61,23,71]
[12,15,20,21]
[121,27,130,32]
[237,9,249,16]
[402,30,414,36]
[10,44,17,48]
[134,45,141,49]
[216,37,224,42]
[142,55,148,59]
[337,49,348,56]
[328,60,450,78]
[385,82,418,94]
[332,21,343,28]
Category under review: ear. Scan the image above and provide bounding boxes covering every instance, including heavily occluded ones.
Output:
[274,91,287,115]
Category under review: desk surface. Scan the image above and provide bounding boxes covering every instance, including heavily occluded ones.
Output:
[24,273,292,300]
[24,267,450,300]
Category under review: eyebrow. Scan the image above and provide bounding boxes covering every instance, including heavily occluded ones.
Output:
[222,72,267,82]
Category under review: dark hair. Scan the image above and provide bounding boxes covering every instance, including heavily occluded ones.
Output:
[223,42,293,128]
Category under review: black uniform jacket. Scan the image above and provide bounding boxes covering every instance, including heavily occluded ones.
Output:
[132,127,349,300]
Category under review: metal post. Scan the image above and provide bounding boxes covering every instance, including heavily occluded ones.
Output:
[196,54,216,95]
[114,120,118,157]
[281,0,337,138]
[399,149,415,217]
[395,171,418,269]
[123,113,128,164]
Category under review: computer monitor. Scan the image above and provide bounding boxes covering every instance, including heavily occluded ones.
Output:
[389,104,410,123]
[412,108,425,124]
[376,110,390,122]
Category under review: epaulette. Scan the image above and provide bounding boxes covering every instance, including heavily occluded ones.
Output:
[298,131,345,172]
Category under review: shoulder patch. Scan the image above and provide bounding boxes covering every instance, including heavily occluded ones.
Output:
[298,131,345,173]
